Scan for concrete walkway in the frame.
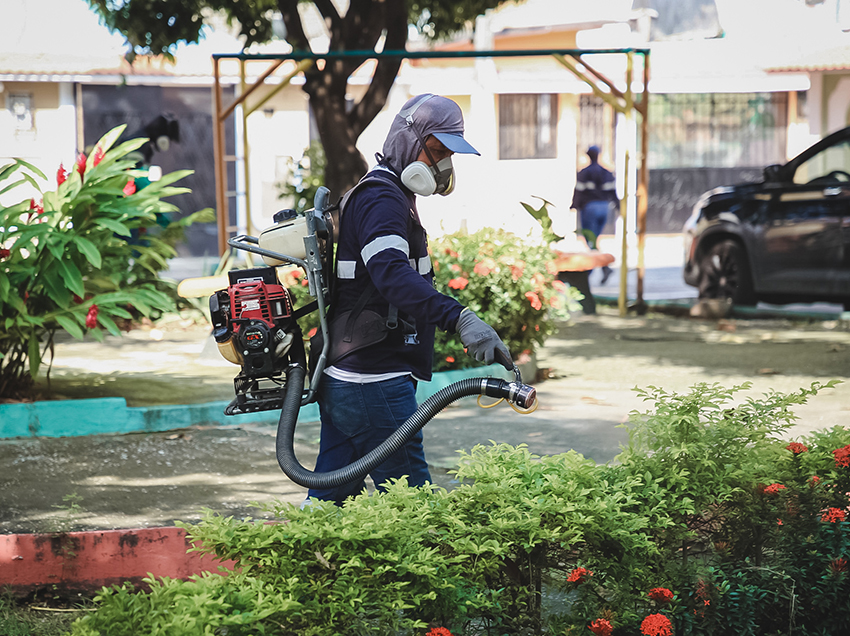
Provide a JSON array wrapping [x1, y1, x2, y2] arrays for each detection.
[[3, 306, 850, 534]]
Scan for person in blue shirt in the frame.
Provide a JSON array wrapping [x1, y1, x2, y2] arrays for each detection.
[[571, 145, 617, 284], [306, 94, 512, 505]]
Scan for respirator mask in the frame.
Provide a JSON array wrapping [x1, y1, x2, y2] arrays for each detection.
[[401, 155, 454, 197], [398, 97, 456, 197]]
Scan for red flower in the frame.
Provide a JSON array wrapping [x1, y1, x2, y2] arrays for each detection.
[[444, 248, 458, 258], [448, 277, 469, 291], [76, 152, 87, 176], [525, 290, 542, 311], [567, 567, 592, 584], [648, 587, 674, 603], [92, 145, 105, 167], [821, 507, 846, 523], [830, 557, 848, 575], [834, 445, 850, 468], [786, 442, 809, 454], [764, 483, 786, 495], [445, 356, 455, 363], [473, 262, 492, 276], [123, 178, 136, 196], [57, 163, 68, 185], [588, 618, 613, 636], [0, 248, 10, 259], [85, 304, 99, 329], [307, 327, 317, 338], [810, 475, 822, 487], [426, 628, 453, 636], [511, 263, 525, 281], [640, 613, 673, 636], [29, 198, 44, 215]]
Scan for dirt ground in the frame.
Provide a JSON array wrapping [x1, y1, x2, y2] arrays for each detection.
[[2, 306, 850, 534]]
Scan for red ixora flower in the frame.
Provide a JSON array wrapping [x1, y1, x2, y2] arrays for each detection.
[[640, 613, 673, 636], [123, 178, 136, 196], [822, 507, 846, 523], [567, 567, 593, 584], [830, 557, 848, 575], [76, 152, 87, 176], [525, 290, 542, 311], [85, 304, 99, 330], [786, 442, 809, 454], [57, 163, 68, 186], [588, 618, 613, 636], [764, 483, 787, 495], [448, 277, 469, 291], [445, 356, 455, 363], [0, 248, 10, 259], [834, 445, 850, 468], [648, 587, 674, 603], [426, 628, 453, 636]]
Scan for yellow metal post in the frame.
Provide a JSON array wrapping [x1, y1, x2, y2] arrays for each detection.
[[635, 53, 650, 313], [618, 52, 634, 317], [240, 60, 253, 266], [213, 57, 228, 256]]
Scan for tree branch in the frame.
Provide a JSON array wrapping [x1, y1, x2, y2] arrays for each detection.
[[348, 1, 407, 136], [278, 0, 311, 51]]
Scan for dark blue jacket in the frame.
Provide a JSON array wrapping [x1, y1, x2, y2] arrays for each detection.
[[571, 161, 618, 210], [331, 168, 464, 381]]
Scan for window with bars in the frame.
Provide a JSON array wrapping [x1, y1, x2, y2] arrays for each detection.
[[648, 93, 788, 169], [498, 94, 558, 160]]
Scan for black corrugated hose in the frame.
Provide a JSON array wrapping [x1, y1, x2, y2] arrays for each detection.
[[275, 363, 535, 490]]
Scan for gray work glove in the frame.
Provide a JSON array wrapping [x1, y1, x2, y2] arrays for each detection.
[[456, 308, 513, 370]]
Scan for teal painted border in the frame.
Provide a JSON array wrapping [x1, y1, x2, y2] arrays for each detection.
[[0, 365, 511, 439]]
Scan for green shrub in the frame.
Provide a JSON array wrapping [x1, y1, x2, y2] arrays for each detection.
[[0, 125, 212, 399], [430, 227, 579, 371], [69, 381, 850, 636]]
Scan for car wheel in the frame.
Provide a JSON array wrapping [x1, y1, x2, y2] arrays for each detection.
[[698, 239, 755, 305]]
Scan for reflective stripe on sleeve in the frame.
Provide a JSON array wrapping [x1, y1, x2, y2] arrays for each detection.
[[602, 181, 616, 190], [417, 255, 432, 275], [361, 235, 410, 265]]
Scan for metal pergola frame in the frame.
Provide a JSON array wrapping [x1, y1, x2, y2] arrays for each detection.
[[211, 47, 650, 315]]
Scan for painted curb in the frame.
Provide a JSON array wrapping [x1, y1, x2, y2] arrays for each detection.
[[0, 364, 513, 439], [0, 527, 235, 597]]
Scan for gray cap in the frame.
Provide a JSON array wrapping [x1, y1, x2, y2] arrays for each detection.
[[378, 94, 479, 175]]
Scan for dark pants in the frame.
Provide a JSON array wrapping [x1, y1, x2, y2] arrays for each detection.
[[580, 200, 610, 248], [307, 375, 431, 504]]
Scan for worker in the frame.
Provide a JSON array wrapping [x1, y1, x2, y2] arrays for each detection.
[[571, 145, 617, 284], [306, 94, 512, 505]]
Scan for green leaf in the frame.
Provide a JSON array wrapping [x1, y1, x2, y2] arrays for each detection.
[[43, 269, 72, 306], [97, 312, 121, 337], [55, 313, 84, 340], [15, 158, 48, 181], [0, 177, 27, 197], [56, 259, 85, 298], [93, 125, 128, 156], [95, 218, 132, 236], [28, 334, 41, 378], [0, 271, 9, 302], [74, 235, 103, 268], [21, 171, 44, 192]]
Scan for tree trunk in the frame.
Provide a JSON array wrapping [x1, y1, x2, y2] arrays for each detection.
[[279, 0, 408, 200]]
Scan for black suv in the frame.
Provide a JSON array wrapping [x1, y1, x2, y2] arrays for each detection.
[[683, 126, 850, 309]]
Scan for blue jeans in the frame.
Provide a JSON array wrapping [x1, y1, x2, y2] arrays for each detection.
[[307, 375, 431, 504], [580, 200, 611, 249]]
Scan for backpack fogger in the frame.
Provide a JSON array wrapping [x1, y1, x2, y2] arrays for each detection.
[[210, 186, 536, 490]]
